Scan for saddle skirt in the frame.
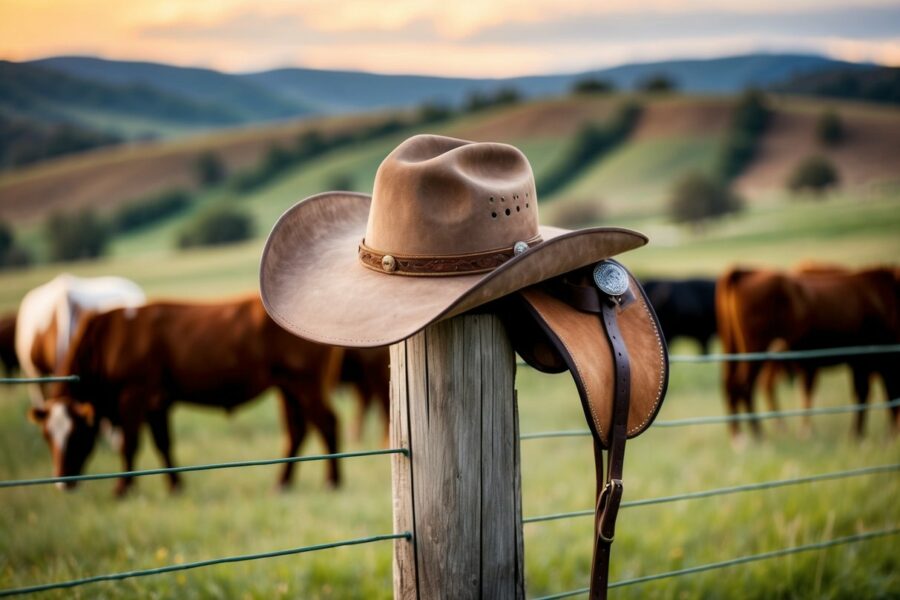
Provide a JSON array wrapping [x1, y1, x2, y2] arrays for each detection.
[[503, 260, 669, 598]]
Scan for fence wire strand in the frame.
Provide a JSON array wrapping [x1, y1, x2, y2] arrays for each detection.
[[668, 343, 900, 363], [520, 398, 900, 441], [533, 527, 899, 600], [0, 532, 411, 598], [0, 448, 407, 489], [0, 375, 78, 384], [524, 463, 900, 524]]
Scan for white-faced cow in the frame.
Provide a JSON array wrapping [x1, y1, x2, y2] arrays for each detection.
[[29, 296, 343, 496], [15, 274, 145, 405]]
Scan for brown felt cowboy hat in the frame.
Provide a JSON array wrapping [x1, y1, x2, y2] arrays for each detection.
[[259, 134, 648, 348]]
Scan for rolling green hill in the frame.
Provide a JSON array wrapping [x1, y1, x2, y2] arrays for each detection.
[[0, 91, 898, 298]]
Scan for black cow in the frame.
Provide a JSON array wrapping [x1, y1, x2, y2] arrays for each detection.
[[642, 278, 717, 353]]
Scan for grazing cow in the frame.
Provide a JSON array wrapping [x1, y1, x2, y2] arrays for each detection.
[[15, 274, 145, 405], [0, 314, 18, 376], [28, 296, 343, 496], [340, 347, 390, 442], [716, 266, 900, 439], [642, 278, 717, 353]]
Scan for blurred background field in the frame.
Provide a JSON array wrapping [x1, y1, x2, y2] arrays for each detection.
[[1, 3, 900, 598]]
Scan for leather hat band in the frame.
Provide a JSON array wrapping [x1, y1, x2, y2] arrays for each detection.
[[358, 235, 543, 277]]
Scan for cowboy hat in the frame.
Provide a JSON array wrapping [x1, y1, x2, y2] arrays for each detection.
[[259, 134, 647, 348]]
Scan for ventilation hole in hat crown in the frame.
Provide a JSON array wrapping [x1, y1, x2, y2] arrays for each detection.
[[501, 196, 505, 202], [505, 208, 511, 216], [491, 212, 497, 219], [526, 203, 529, 208], [489, 196, 494, 202], [516, 206, 520, 212]]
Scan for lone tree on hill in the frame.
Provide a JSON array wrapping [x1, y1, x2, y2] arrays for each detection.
[[178, 205, 254, 249], [571, 78, 615, 94], [195, 151, 226, 186], [816, 110, 845, 146], [0, 220, 31, 269], [637, 74, 677, 93], [787, 155, 840, 195], [45, 209, 110, 262], [668, 171, 743, 227]]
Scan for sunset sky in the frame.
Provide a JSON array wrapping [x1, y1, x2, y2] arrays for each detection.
[[1, 1, 899, 76]]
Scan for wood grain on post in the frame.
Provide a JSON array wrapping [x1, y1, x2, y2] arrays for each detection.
[[390, 313, 524, 599]]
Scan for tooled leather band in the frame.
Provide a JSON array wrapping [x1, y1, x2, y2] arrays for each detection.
[[358, 235, 542, 276]]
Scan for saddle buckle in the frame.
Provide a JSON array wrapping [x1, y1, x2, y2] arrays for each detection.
[[597, 478, 624, 543]]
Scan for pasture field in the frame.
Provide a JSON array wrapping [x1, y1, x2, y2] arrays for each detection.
[[0, 342, 898, 599], [1, 91, 898, 598]]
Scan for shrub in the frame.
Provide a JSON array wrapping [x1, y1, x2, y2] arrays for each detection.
[[816, 110, 844, 146], [418, 102, 454, 124], [0, 221, 30, 269], [637, 74, 677, 93], [786, 156, 839, 194], [328, 173, 356, 191], [548, 199, 605, 229], [113, 189, 191, 233], [45, 209, 110, 261], [178, 206, 254, 248], [668, 172, 743, 225], [295, 131, 328, 159], [715, 89, 771, 181], [195, 152, 226, 186], [571, 78, 615, 94]]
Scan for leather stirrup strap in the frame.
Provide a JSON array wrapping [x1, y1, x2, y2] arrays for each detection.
[[589, 296, 631, 600]]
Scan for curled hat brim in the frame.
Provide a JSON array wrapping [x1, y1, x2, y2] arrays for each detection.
[[260, 192, 648, 348]]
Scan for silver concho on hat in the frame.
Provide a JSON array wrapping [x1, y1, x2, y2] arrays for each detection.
[[593, 261, 629, 297]]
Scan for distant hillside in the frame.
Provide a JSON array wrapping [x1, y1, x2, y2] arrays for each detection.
[[33, 56, 311, 121], [773, 66, 900, 104], [0, 60, 240, 126], [3, 93, 899, 227], [246, 54, 858, 112], [30, 53, 860, 118]]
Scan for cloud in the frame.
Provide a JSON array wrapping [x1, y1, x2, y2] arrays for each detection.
[[463, 6, 900, 45], [140, 11, 444, 45]]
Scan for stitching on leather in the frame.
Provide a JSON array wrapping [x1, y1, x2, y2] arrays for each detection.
[[627, 289, 665, 435]]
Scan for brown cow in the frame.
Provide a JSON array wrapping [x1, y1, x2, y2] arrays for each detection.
[[341, 347, 390, 443], [716, 266, 900, 439], [28, 296, 343, 496], [0, 313, 17, 377]]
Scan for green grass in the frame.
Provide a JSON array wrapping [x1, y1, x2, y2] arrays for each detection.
[[0, 345, 897, 599], [548, 136, 720, 220]]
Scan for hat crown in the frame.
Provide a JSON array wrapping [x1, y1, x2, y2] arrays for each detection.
[[364, 135, 540, 256]]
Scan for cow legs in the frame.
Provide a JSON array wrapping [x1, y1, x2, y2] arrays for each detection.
[[848, 367, 871, 439], [798, 367, 818, 438], [147, 409, 181, 492], [299, 386, 341, 488], [114, 410, 143, 498], [276, 390, 308, 489], [759, 362, 786, 432]]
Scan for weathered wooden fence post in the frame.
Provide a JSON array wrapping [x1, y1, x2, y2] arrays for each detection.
[[390, 313, 524, 599]]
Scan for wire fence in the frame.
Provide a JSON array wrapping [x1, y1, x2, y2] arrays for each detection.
[[0, 343, 897, 597]]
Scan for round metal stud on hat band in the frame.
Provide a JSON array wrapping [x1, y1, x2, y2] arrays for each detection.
[[513, 241, 529, 256], [593, 260, 629, 298], [382, 255, 397, 272]]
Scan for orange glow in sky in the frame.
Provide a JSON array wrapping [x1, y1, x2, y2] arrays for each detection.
[[1, 1, 898, 75]]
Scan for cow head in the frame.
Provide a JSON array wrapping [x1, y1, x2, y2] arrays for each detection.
[[28, 399, 98, 490]]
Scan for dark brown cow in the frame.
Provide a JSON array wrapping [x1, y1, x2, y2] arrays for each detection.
[[28, 296, 344, 496], [340, 347, 390, 443], [716, 266, 900, 439], [0, 313, 17, 377]]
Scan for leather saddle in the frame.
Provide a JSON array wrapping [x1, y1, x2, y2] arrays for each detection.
[[503, 259, 669, 599]]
